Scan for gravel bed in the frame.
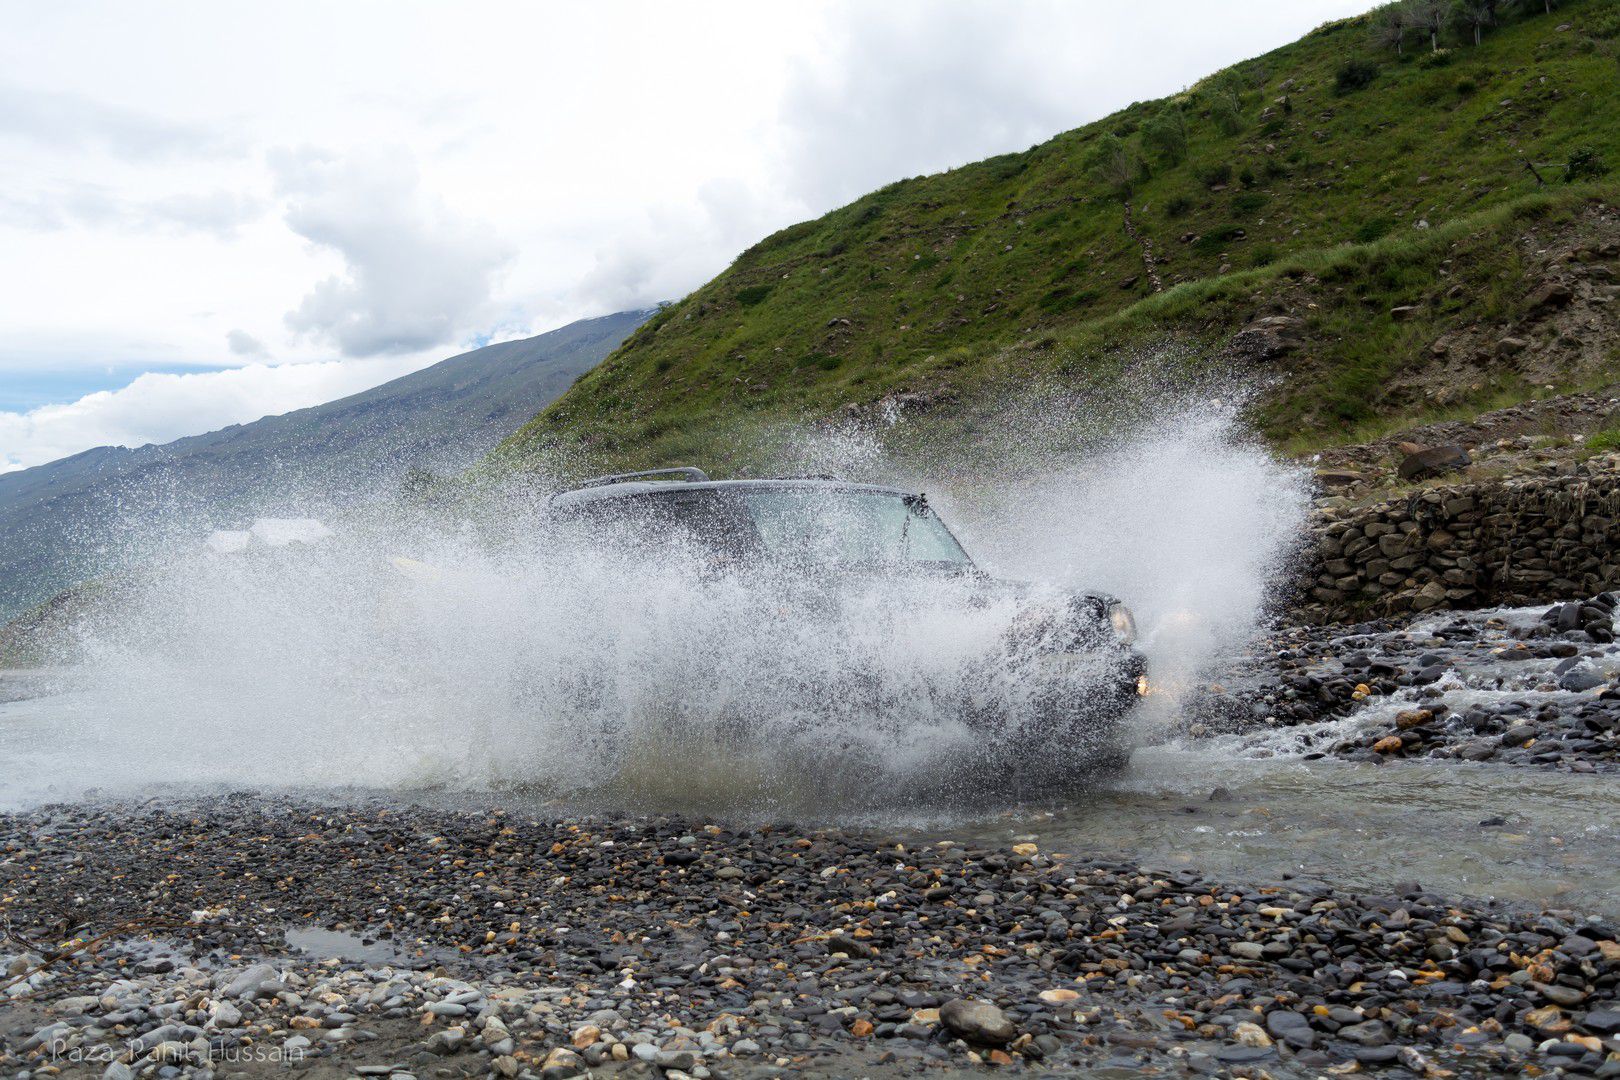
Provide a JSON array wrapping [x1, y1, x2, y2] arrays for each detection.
[[2, 798, 1618, 1077]]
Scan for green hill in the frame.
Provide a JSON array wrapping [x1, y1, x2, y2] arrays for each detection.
[[503, 0, 1620, 471]]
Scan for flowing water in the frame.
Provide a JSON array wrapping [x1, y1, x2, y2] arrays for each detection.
[[0, 397, 1612, 918]]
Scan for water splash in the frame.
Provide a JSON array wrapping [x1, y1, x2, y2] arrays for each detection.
[[11, 384, 1310, 811]]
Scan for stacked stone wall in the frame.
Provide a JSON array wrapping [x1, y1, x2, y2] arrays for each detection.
[[1295, 463, 1620, 623]]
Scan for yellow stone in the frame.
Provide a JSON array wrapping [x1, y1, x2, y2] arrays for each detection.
[[1373, 735, 1404, 753], [543, 1048, 582, 1070], [572, 1025, 600, 1048], [1232, 1021, 1272, 1047], [1524, 1006, 1568, 1031], [912, 1008, 940, 1024], [1012, 843, 1038, 857], [1038, 988, 1080, 1005]]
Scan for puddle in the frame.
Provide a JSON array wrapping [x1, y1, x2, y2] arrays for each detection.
[[284, 926, 417, 966]]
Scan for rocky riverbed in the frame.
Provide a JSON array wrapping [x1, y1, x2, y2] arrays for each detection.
[[2, 798, 1618, 1078], [5, 593, 1620, 1078], [1179, 593, 1620, 772]]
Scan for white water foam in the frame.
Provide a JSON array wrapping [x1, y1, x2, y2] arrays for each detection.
[[6, 394, 1311, 811]]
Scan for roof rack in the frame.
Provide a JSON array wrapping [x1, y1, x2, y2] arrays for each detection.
[[571, 466, 711, 491], [767, 472, 844, 481]]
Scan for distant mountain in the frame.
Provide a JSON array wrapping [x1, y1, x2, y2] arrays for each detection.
[[0, 308, 652, 621]]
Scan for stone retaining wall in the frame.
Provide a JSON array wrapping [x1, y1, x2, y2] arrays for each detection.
[[1293, 460, 1620, 624]]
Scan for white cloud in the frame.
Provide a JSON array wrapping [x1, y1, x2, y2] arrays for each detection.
[[0, 80, 231, 159], [0, 357, 429, 473], [226, 329, 269, 358], [0, 181, 262, 236], [774, 4, 1082, 211], [273, 146, 516, 357], [573, 178, 795, 314]]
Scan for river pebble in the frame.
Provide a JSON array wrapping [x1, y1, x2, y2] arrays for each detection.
[[3, 796, 1619, 1075]]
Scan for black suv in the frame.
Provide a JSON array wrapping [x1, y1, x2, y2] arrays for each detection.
[[545, 468, 1147, 779]]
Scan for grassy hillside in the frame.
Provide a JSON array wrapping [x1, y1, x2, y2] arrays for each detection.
[[502, 0, 1620, 470]]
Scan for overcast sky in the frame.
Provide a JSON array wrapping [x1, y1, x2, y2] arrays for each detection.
[[0, 0, 1375, 473]]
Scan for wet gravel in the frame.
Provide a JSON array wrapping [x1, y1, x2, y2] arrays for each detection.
[[1180, 593, 1620, 772], [3, 797, 1619, 1077]]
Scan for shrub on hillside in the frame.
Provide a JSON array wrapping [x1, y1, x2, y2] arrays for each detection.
[[736, 285, 773, 306], [1164, 194, 1194, 218], [1355, 217, 1394, 242], [1084, 133, 1143, 197], [1141, 108, 1189, 166], [1233, 192, 1268, 215], [1193, 225, 1244, 255], [1197, 162, 1234, 189], [1566, 146, 1608, 182], [1335, 58, 1380, 94]]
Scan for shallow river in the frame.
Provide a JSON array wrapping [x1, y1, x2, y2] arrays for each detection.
[[4, 666, 1615, 922]]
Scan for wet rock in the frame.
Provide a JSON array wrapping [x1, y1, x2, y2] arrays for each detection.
[[940, 999, 1018, 1045], [1397, 444, 1471, 480], [826, 934, 877, 959], [1339, 1020, 1391, 1046]]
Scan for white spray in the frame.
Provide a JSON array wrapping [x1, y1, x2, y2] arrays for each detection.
[[11, 389, 1310, 812]]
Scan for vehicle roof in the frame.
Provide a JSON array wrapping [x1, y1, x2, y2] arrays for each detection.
[[548, 477, 916, 509]]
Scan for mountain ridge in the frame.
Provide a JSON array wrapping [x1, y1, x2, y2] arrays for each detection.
[[0, 308, 651, 621]]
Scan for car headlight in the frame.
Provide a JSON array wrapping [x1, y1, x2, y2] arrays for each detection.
[[1108, 602, 1137, 645]]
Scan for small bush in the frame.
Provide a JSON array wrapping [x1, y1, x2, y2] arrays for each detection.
[[1591, 8, 1620, 39], [735, 285, 773, 306], [1355, 217, 1394, 242], [1567, 146, 1609, 182], [1587, 428, 1620, 453], [1232, 192, 1268, 215], [1165, 194, 1194, 217], [1238, 164, 1259, 188], [1210, 98, 1245, 135], [1420, 48, 1454, 69], [1193, 225, 1244, 255], [795, 352, 841, 371], [1247, 243, 1280, 267], [1037, 286, 1098, 314], [1197, 162, 1234, 188], [1456, 77, 1478, 96], [1141, 108, 1189, 165], [1335, 58, 1379, 95]]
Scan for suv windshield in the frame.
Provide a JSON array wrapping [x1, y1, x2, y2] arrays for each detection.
[[550, 486, 974, 569], [738, 490, 970, 566]]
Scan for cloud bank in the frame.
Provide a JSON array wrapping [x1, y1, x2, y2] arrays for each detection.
[[0, 358, 428, 474], [273, 147, 516, 358]]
